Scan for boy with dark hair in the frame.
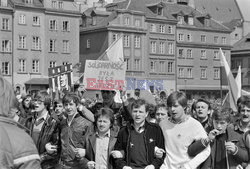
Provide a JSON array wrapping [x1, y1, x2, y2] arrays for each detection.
[[114, 99, 165, 169], [188, 108, 248, 169]]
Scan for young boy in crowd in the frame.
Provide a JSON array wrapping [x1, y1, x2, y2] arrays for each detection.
[[188, 108, 248, 169]]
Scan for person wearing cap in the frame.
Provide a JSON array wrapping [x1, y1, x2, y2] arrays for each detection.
[[0, 75, 41, 169]]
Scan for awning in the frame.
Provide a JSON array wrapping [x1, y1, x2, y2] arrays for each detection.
[[25, 78, 49, 85], [178, 85, 228, 91]]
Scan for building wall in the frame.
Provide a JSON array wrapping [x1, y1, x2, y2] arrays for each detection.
[[0, 5, 13, 84]]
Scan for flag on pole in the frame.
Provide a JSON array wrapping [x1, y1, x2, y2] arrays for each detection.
[[220, 48, 240, 111], [98, 36, 124, 62], [235, 65, 242, 99]]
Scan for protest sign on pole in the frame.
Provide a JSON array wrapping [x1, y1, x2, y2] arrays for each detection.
[[83, 60, 126, 91]]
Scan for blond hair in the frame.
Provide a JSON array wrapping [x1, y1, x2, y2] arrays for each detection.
[[0, 76, 16, 118]]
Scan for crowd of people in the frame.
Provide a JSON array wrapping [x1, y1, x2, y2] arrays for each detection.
[[1, 75, 250, 169]]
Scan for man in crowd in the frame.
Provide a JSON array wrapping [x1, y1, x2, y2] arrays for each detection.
[[0, 75, 41, 169], [114, 99, 165, 169]]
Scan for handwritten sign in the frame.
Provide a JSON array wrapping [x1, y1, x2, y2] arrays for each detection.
[[83, 60, 126, 90]]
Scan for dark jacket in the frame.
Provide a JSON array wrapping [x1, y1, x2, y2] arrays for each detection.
[[0, 116, 41, 169], [59, 113, 93, 168], [189, 127, 248, 169], [84, 128, 119, 169], [114, 121, 165, 169]]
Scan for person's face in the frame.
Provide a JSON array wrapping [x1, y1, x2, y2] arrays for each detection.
[[131, 105, 148, 125], [155, 107, 168, 123], [97, 115, 111, 134], [213, 120, 228, 134], [64, 100, 77, 116], [55, 102, 64, 115], [240, 105, 250, 123], [196, 101, 210, 119], [24, 97, 31, 108], [134, 90, 140, 97], [101, 90, 115, 104], [168, 101, 186, 121], [33, 99, 45, 112]]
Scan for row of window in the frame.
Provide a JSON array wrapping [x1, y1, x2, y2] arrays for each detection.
[[178, 33, 227, 44], [150, 41, 174, 54], [178, 67, 220, 79], [178, 49, 224, 59], [123, 17, 142, 27], [150, 24, 173, 34], [150, 60, 174, 73]]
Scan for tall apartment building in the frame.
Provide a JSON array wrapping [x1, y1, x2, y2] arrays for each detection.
[[2, 0, 81, 93], [0, 0, 13, 84], [169, 1, 232, 99], [80, 0, 177, 95]]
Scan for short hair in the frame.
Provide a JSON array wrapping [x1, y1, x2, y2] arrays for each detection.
[[212, 108, 231, 123], [131, 99, 148, 112], [94, 108, 114, 129], [148, 104, 156, 118], [0, 76, 16, 118], [155, 103, 167, 112], [62, 92, 80, 105], [53, 99, 63, 110], [195, 98, 211, 110], [33, 91, 51, 111], [237, 95, 250, 113], [167, 91, 187, 109]]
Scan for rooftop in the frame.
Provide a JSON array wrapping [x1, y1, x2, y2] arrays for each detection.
[[232, 32, 250, 51]]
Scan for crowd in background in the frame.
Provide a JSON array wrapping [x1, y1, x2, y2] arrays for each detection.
[[1, 75, 250, 169]]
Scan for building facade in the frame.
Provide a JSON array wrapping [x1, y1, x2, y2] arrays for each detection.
[[1, 0, 81, 93]]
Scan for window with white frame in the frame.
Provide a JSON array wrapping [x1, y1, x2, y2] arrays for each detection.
[[2, 18, 9, 30], [179, 68, 184, 78], [168, 42, 174, 54], [33, 16, 40, 26], [214, 68, 220, 79], [150, 60, 156, 72], [58, 1, 63, 9], [187, 68, 192, 78], [124, 17, 130, 25], [150, 24, 156, 32], [63, 40, 69, 53], [49, 20, 57, 30], [86, 39, 90, 48], [214, 51, 219, 59], [19, 14, 25, 24], [49, 39, 56, 52], [124, 58, 129, 70], [62, 21, 69, 31], [1, 62, 9, 75], [201, 68, 207, 78], [167, 25, 173, 34], [201, 35, 206, 42], [222, 37, 227, 44], [18, 35, 26, 49], [123, 35, 130, 47], [188, 17, 194, 25], [32, 60, 39, 73], [1, 0, 7, 6], [1, 40, 12, 52], [62, 62, 69, 65], [168, 61, 173, 73], [134, 59, 140, 70], [201, 50, 206, 59], [178, 33, 184, 41], [52, 1, 57, 8], [32, 36, 41, 50], [187, 34, 192, 42], [214, 36, 219, 43], [159, 42, 165, 54], [159, 25, 165, 33], [112, 33, 118, 42], [187, 49, 192, 58], [49, 61, 56, 68], [134, 36, 141, 48], [135, 19, 141, 27], [19, 59, 26, 72], [177, 16, 184, 24], [179, 49, 184, 58], [151, 41, 156, 53], [159, 61, 165, 72]]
